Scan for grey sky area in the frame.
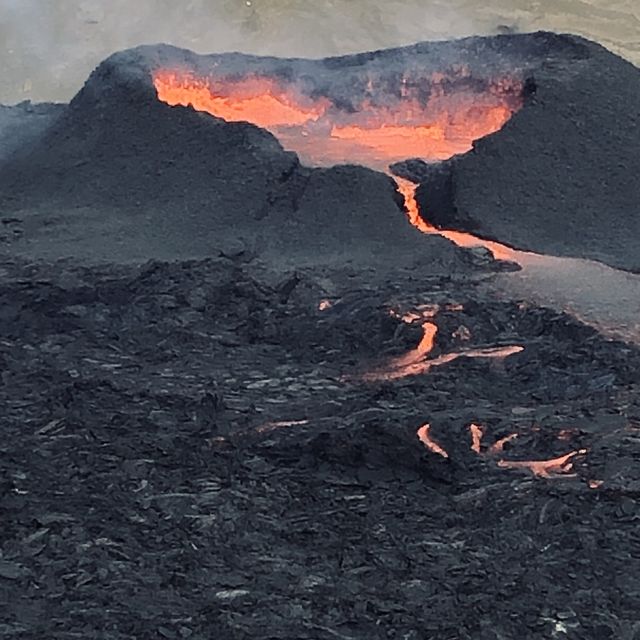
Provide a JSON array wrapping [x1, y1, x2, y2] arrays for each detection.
[[1, 0, 639, 104]]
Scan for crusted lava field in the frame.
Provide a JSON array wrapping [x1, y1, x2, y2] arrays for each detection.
[[1, 256, 640, 639], [1, 31, 639, 639]]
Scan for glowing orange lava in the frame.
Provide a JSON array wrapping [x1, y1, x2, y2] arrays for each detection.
[[466, 424, 587, 479], [417, 424, 449, 459], [154, 71, 327, 128], [362, 306, 523, 382], [497, 449, 588, 479], [153, 69, 521, 169], [393, 177, 528, 264], [469, 424, 485, 454], [488, 433, 519, 455], [363, 341, 523, 381]]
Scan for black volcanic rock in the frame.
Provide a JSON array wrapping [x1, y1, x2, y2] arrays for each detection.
[[412, 39, 640, 272]]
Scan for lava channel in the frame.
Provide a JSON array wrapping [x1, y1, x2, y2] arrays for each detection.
[[362, 314, 523, 382]]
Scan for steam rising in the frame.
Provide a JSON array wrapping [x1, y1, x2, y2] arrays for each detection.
[[1, 0, 639, 103]]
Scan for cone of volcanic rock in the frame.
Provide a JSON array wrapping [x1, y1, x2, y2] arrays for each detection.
[[0, 47, 472, 269], [410, 38, 640, 272]]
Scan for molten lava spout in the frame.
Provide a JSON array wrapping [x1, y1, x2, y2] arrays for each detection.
[[497, 449, 588, 479], [154, 67, 530, 266], [417, 424, 449, 459]]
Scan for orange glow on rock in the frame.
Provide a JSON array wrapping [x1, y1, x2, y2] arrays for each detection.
[[417, 424, 449, 459], [154, 71, 327, 128]]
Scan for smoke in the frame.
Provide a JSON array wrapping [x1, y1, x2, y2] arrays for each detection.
[[0, 0, 638, 104]]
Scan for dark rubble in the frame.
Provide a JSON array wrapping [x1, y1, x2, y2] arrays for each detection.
[[1, 255, 639, 639]]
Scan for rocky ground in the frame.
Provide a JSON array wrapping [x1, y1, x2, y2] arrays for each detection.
[[1, 254, 639, 639]]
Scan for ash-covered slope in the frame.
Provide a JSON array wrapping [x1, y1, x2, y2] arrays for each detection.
[[408, 38, 640, 272]]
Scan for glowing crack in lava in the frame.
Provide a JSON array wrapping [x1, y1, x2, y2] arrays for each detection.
[[153, 69, 521, 169], [467, 424, 588, 479], [417, 424, 449, 459], [362, 311, 523, 382]]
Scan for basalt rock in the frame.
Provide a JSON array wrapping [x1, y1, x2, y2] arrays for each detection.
[[411, 40, 640, 272]]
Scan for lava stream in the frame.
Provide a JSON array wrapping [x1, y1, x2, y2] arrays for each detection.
[[467, 424, 587, 479], [417, 424, 449, 459], [469, 423, 485, 454], [394, 177, 531, 264], [496, 449, 588, 479]]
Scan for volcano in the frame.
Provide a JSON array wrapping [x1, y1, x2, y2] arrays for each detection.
[[1, 31, 639, 270], [1, 32, 639, 640]]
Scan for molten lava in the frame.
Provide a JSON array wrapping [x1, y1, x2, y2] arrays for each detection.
[[154, 71, 327, 128], [488, 433, 519, 454], [153, 69, 521, 169], [497, 449, 588, 479], [394, 177, 529, 263], [417, 424, 449, 459], [466, 424, 588, 479], [469, 424, 485, 454]]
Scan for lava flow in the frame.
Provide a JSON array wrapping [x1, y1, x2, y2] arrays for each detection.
[[395, 177, 529, 264], [363, 311, 523, 382], [496, 450, 588, 479], [467, 424, 588, 479], [417, 424, 449, 459]]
